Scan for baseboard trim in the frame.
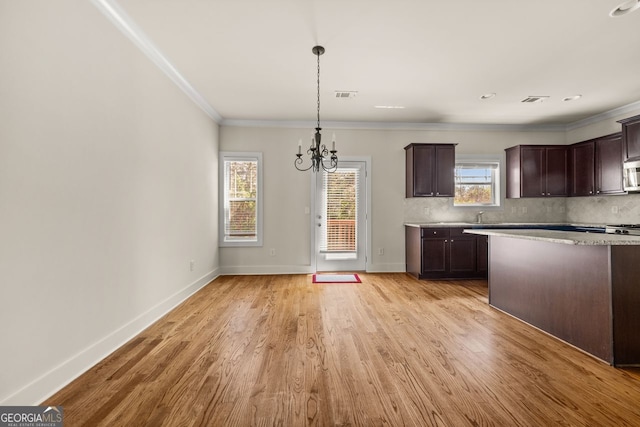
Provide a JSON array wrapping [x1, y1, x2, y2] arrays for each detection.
[[1, 269, 220, 406], [219, 264, 405, 275], [220, 265, 315, 275], [366, 263, 406, 273]]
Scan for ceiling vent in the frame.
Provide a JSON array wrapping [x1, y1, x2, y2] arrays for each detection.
[[521, 96, 550, 103], [335, 91, 358, 99]]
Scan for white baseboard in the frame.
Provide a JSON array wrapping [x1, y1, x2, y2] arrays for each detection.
[[220, 265, 315, 275], [1, 269, 220, 406], [219, 264, 406, 275], [366, 262, 406, 273]]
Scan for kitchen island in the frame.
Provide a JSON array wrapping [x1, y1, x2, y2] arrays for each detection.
[[465, 228, 640, 366]]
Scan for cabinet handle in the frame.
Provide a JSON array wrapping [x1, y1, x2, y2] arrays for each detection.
[[445, 240, 448, 243], [433, 231, 437, 234]]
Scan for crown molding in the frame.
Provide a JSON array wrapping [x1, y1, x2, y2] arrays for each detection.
[[91, 0, 223, 123], [220, 119, 567, 132], [565, 100, 640, 131]]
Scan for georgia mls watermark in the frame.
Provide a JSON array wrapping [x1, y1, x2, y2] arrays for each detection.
[[0, 406, 63, 427]]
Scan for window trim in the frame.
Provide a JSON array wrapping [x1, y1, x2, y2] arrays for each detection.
[[453, 154, 503, 208], [219, 152, 263, 247]]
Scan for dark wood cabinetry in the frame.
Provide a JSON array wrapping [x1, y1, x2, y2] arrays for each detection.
[[618, 114, 640, 161], [405, 226, 487, 280], [405, 143, 455, 197], [570, 133, 624, 196], [570, 141, 595, 196], [505, 145, 568, 198]]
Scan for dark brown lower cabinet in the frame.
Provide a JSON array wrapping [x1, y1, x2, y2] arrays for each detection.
[[406, 226, 488, 279]]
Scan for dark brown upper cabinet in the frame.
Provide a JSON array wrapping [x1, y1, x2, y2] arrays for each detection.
[[505, 145, 568, 198], [618, 114, 640, 161], [570, 133, 624, 196], [405, 143, 455, 197]]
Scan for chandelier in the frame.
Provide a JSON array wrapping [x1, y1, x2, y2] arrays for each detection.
[[295, 45, 338, 172]]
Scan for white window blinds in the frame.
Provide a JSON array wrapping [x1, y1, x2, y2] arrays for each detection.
[[222, 156, 259, 243], [319, 168, 359, 252]]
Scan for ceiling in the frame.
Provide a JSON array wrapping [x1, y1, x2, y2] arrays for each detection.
[[102, 0, 640, 127]]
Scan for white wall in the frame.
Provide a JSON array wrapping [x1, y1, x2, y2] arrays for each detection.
[[220, 125, 568, 273], [0, 1, 219, 404]]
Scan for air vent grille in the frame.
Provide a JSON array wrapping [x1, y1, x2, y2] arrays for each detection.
[[335, 91, 358, 99], [521, 96, 550, 103]]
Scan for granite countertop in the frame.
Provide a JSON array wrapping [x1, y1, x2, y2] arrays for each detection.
[[404, 222, 605, 228], [463, 229, 640, 246]]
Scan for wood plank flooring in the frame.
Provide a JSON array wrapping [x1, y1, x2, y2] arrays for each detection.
[[45, 274, 640, 426]]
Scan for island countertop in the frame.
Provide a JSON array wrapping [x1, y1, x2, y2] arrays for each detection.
[[464, 229, 640, 246]]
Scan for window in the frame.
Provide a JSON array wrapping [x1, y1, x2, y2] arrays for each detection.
[[454, 159, 500, 206], [219, 152, 262, 246]]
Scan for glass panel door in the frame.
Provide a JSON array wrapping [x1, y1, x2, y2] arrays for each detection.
[[315, 161, 366, 272]]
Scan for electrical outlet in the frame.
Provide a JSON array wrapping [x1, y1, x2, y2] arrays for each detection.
[[521, 206, 528, 214], [378, 248, 384, 256], [423, 207, 430, 216], [612, 206, 619, 214], [511, 206, 517, 214], [269, 248, 276, 256], [189, 260, 195, 271]]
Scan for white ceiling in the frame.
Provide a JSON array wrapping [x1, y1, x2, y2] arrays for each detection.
[[103, 0, 640, 127]]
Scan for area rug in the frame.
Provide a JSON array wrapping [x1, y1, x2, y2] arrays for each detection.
[[312, 274, 361, 284]]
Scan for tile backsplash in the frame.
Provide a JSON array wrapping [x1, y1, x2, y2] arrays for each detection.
[[404, 193, 640, 225]]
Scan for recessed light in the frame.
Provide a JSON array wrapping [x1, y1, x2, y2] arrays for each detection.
[[563, 95, 582, 102], [610, 0, 640, 17], [374, 105, 405, 109], [480, 93, 496, 100]]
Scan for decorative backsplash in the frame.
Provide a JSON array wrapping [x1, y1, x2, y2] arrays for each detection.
[[404, 193, 640, 225]]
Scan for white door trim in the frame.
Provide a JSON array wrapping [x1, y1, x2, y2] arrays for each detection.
[[309, 156, 371, 272]]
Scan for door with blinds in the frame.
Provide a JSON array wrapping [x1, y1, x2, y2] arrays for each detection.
[[315, 161, 366, 272]]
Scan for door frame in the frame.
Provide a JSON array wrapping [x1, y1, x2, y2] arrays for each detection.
[[309, 156, 371, 272]]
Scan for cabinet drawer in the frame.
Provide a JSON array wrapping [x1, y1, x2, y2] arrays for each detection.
[[421, 228, 449, 239], [449, 228, 471, 238]]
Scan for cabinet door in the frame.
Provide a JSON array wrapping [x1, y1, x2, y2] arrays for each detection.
[[422, 238, 448, 273], [570, 142, 595, 196], [412, 145, 435, 196], [520, 147, 545, 197], [545, 147, 569, 196], [434, 145, 455, 197], [596, 134, 624, 195], [623, 118, 640, 160], [449, 236, 476, 273]]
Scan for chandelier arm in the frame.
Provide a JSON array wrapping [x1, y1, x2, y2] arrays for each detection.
[[294, 156, 313, 171]]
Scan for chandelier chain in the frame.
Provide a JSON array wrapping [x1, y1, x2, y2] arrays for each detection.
[[316, 50, 321, 129]]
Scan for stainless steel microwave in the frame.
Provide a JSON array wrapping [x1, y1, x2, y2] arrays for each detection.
[[623, 160, 640, 192]]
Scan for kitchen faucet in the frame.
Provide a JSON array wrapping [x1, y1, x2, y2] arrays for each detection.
[[476, 211, 484, 224]]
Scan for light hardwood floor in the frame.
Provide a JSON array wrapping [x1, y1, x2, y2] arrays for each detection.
[[45, 274, 640, 426]]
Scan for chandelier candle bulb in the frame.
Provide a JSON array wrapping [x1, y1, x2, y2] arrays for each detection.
[[332, 133, 336, 152], [298, 139, 302, 155]]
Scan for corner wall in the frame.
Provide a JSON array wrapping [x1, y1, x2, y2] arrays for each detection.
[[0, 1, 219, 404]]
